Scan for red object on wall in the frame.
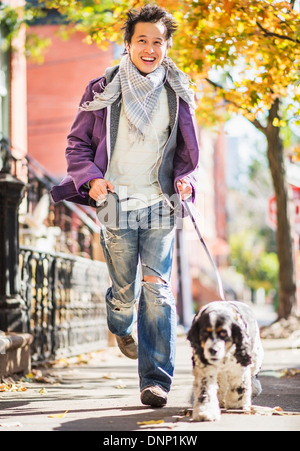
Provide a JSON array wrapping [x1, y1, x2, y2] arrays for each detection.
[[268, 195, 277, 230], [269, 185, 300, 231]]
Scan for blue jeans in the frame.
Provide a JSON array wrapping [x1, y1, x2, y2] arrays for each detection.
[[100, 201, 177, 393]]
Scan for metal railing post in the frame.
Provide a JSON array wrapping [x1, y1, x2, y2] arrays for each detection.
[[0, 172, 28, 332]]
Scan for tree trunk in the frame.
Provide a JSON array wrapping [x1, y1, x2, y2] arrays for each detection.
[[266, 99, 296, 318]]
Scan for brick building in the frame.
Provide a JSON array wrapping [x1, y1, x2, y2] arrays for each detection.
[[27, 24, 116, 179]]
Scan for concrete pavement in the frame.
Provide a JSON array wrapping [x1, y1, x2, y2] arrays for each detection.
[[0, 334, 299, 432]]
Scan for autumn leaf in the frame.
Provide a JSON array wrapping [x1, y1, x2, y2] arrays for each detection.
[[114, 379, 127, 389], [48, 410, 69, 419], [0, 383, 27, 392], [39, 387, 47, 395], [137, 419, 165, 425]]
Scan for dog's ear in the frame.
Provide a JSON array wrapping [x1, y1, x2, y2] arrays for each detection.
[[231, 323, 252, 367], [187, 315, 201, 351]]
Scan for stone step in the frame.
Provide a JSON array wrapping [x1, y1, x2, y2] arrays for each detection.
[[0, 332, 33, 378]]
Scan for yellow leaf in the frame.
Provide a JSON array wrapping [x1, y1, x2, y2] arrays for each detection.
[[237, 22, 245, 33], [173, 11, 183, 22], [101, 373, 116, 380], [17, 386, 27, 392], [0, 383, 26, 392], [272, 118, 287, 127], [114, 379, 127, 389], [0, 384, 9, 392], [48, 410, 69, 419], [25, 372, 34, 379], [137, 420, 164, 425]]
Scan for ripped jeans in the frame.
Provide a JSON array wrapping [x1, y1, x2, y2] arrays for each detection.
[[100, 201, 177, 393]]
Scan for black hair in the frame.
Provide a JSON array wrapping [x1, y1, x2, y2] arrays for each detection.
[[122, 4, 178, 48]]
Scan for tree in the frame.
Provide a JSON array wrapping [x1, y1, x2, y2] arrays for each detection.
[[41, 0, 299, 318], [170, 0, 299, 319], [4, 0, 300, 318]]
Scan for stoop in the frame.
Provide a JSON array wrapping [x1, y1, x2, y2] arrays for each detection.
[[0, 332, 33, 378]]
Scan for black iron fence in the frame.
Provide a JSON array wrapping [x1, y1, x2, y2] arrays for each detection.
[[0, 137, 110, 362], [19, 247, 109, 362]]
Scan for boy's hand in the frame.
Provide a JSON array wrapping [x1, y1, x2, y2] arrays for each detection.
[[177, 178, 192, 200], [89, 178, 115, 203]]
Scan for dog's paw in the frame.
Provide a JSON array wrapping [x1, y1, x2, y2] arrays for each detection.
[[192, 408, 221, 422]]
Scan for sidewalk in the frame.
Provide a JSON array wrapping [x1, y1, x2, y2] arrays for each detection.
[[0, 334, 300, 432]]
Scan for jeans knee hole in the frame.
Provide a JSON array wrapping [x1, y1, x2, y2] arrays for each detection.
[[143, 277, 167, 285]]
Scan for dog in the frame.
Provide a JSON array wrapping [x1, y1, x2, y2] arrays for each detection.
[[187, 301, 264, 422]]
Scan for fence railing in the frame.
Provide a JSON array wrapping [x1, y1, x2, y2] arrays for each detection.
[[1, 137, 110, 362], [19, 246, 109, 362]]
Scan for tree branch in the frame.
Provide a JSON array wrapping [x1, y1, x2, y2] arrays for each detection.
[[256, 21, 300, 44], [205, 78, 267, 136], [205, 78, 224, 91]]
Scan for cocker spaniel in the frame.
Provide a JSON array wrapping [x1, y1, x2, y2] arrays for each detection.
[[187, 301, 264, 422]]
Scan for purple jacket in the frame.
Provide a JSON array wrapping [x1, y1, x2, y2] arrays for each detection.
[[51, 67, 199, 207]]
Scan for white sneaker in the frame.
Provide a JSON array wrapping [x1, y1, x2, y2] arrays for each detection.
[[141, 386, 168, 408]]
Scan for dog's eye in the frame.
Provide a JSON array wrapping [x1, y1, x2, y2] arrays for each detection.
[[218, 330, 228, 338]]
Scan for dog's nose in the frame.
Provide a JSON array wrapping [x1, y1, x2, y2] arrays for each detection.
[[209, 347, 218, 356]]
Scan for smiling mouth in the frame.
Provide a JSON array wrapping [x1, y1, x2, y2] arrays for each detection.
[[141, 57, 156, 63]]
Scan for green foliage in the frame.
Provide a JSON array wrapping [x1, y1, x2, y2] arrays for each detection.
[[230, 230, 279, 293], [0, 2, 48, 59], [0, 4, 21, 51]]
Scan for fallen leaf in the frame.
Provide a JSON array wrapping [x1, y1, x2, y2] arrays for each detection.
[[53, 358, 70, 368], [39, 388, 47, 395], [25, 372, 34, 379], [101, 373, 116, 380], [250, 405, 296, 416], [137, 420, 165, 425], [0, 383, 27, 393], [0, 384, 9, 392], [114, 379, 127, 389], [23, 370, 60, 385], [48, 410, 69, 419], [10, 384, 19, 392], [16, 386, 27, 392], [282, 368, 300, 378]]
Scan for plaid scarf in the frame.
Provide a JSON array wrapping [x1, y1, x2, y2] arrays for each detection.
[[80, 54, 196, 140]]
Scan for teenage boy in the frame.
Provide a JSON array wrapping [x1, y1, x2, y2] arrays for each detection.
[[51, 4, 199, 408]]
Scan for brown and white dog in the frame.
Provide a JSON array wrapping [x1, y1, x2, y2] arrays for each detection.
[[187, 301, 264, 422]]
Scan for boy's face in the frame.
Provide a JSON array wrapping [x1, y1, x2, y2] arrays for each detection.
[[126, 21, 168, 75]]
